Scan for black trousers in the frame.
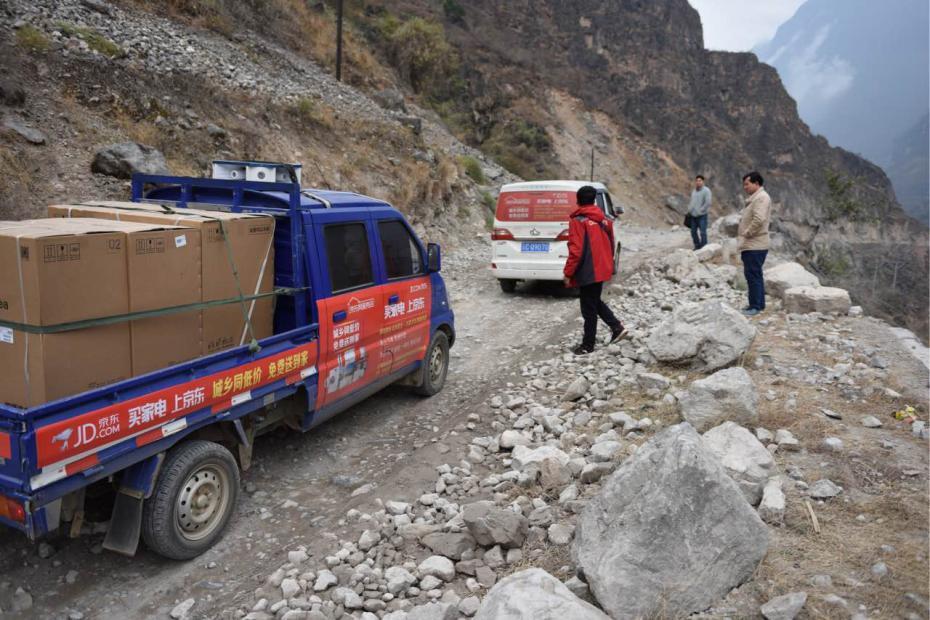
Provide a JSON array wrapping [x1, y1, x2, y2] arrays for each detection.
[[579, 282, 621, 348]]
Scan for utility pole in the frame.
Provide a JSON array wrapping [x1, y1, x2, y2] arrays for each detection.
[[589, 146, 595, 181], [336, 0, 344, 82]]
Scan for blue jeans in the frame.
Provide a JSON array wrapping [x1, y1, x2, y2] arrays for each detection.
[[689, 214, 707, 249], [741, 250, 768, 310]]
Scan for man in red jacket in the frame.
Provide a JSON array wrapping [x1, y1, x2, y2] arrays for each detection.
[[563, 185, 626, 355]]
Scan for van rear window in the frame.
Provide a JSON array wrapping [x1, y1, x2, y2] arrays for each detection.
[[495, 191, 576, 222]]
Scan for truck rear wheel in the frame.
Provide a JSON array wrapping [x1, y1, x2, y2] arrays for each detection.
[[415, 331, 449, 396], [499, 279, 517, 293], [141, 440, 239, 560]]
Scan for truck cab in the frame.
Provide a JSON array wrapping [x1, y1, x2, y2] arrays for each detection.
[[0, 161, 455, 559]]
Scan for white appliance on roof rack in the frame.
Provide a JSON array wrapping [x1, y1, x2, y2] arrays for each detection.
[[211, 160, 302, 185]]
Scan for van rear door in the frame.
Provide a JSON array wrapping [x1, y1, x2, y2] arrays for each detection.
[[493, 190, 575, 242]]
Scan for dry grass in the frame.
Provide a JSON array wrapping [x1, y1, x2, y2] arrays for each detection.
[[503, 541, 573, 580]]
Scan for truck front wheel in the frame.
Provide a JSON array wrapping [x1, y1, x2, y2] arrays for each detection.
[[415, 331, 449, 396], [141, 440, 240, 560], [498, 279, 517, 293]]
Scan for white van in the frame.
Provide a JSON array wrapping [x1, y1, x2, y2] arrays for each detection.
[[490, 180, 622, 292]]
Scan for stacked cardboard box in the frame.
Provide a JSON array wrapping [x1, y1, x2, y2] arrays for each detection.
[[49, 202, 275, 355], [0, 219, 133, 408]]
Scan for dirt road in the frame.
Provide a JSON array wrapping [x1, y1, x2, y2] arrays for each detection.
[[0, 226, 689, 619]]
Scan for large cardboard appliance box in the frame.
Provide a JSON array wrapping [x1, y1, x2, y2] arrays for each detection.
[[77, 218, 204, 377], [0, 219, 132, 408], [49, 202, 275, 355]]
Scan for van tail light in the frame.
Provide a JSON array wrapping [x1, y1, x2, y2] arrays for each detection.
[[491, 228, 514, 241], [556, 229, 570, 241], [0, 495, 26, 523]]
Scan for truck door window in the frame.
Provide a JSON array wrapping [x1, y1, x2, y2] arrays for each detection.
[[595, 192, 607, 214], [324, 223, 374, 293], [378, 220, 423, 279]]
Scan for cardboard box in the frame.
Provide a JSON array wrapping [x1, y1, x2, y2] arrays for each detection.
[[49, 202, 275, 355], [80, 219, 204, 377], [0, 219, 132, 408]]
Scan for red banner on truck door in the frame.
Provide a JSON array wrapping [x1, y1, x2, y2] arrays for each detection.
[[35, 342, 318, 469], [0, 432, 10, 460]]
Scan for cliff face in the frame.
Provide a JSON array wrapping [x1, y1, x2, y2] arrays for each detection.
[[400, 0, 927, 336]]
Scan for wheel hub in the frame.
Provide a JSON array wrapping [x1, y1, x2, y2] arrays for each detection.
[[177, 464, 228, 540], [429, 345, 444, 383]]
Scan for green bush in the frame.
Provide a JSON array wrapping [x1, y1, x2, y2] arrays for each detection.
[[56, 22, 123, 57], [382, 17, 459, 97], [15, 25, 49, 52], [458, 155, 485, 184], [480, 190, 496, 212]]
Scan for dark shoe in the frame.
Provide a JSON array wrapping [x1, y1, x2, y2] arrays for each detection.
[[572, 344, 594, 355], [608, 326, 628, 344]]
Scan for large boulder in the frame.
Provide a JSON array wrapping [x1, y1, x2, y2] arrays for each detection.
[[421, 532, 477, 560], [719, 213, 741, 237], [512, 445, 570, 470], [474, 568, 610, 620], [764, 262, 820, 298], [701, 422, 774, 505], [783, 286, 851, 314], [647, 301, 756, 371], [462, 501, 528, 549], [679, 367, 758, 432], [657, 249, 715, 286], [91, 142, 170, 179], [573, 423, 769, 619]]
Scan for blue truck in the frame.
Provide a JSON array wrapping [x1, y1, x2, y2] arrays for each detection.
[[0, 162, 455, 559]]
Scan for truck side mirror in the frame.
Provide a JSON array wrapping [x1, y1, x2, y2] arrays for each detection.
[[427, 243, 441, 273]]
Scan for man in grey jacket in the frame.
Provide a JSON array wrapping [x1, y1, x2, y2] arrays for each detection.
[[687, 175, 712, 250]]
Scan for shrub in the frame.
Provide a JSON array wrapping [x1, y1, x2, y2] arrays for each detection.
[[480, 190, 496, 212], [442, 0, 465, 23], [15, 25, 49, 52], [382, 17, 459, 97], [458, 155, 485, 184], [56, 22, 123, 57]]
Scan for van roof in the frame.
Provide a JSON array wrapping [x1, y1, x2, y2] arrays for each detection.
[[499, 180, 608, 193]]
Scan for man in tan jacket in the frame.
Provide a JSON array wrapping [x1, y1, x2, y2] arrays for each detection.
[[737, 171, 772, 316]]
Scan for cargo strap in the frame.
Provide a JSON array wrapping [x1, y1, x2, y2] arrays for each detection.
[[0, 287, 305, 335]]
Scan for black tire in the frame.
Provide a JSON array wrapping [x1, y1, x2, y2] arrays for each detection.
[[415, 331, 450, 396], [499, 279, 517, 293], [141, 440, 240, 560]]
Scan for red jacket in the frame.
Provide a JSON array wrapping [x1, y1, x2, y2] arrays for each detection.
[[563, 205, 615, 287]]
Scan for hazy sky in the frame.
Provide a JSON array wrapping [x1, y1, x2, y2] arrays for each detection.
[[689, 0, 809, 51]]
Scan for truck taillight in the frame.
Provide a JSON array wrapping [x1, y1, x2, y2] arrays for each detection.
[[556, 229, 570, 241], [491, 228, 514, 241], [0, 495, 25, 523]]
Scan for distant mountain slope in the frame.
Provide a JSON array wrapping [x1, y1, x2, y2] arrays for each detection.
[[887, 114, 930, 223], [754, 0, 929, 222], [755, 0, 929, 166]]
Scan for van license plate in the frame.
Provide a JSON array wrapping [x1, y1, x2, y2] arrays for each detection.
[[521, 242, 549, 252]]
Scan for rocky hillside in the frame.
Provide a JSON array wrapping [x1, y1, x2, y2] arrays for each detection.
[[0, 0, 517, 241]]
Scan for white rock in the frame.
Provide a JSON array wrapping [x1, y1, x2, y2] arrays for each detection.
[[385, 566, 417, 594], [499, 430, 531, 450], [385, 501, 411, 515], [647, 300, 756, 371], [418, 555, 455, 582], [758, 477, 786, 525], [280, 578, 301, 599], [313, 570, 338, 592], [547, 523, 574, 545], [774, 429, 800, 451], [170, 599, 196, 620], [679, 367, 758, 432], [861, 415, 882, 428], [511, 445, 570, 470], [760, 591, 808, 620], [764, 262, 820, 298], [784, 286, 851, 314], [474, 568, 609, 620], [588, 440, 623, 463], [358, 529, 381, 551], [702, 422, 775, 505], [809, 479, 842, 499], [694, 243, 722, 262], [822, 437, 843, 452]]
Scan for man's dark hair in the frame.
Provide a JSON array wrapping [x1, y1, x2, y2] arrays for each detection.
[[576, 185, 597, 206], [742, 171, 764, 186], [695, 174, 705, 181]]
